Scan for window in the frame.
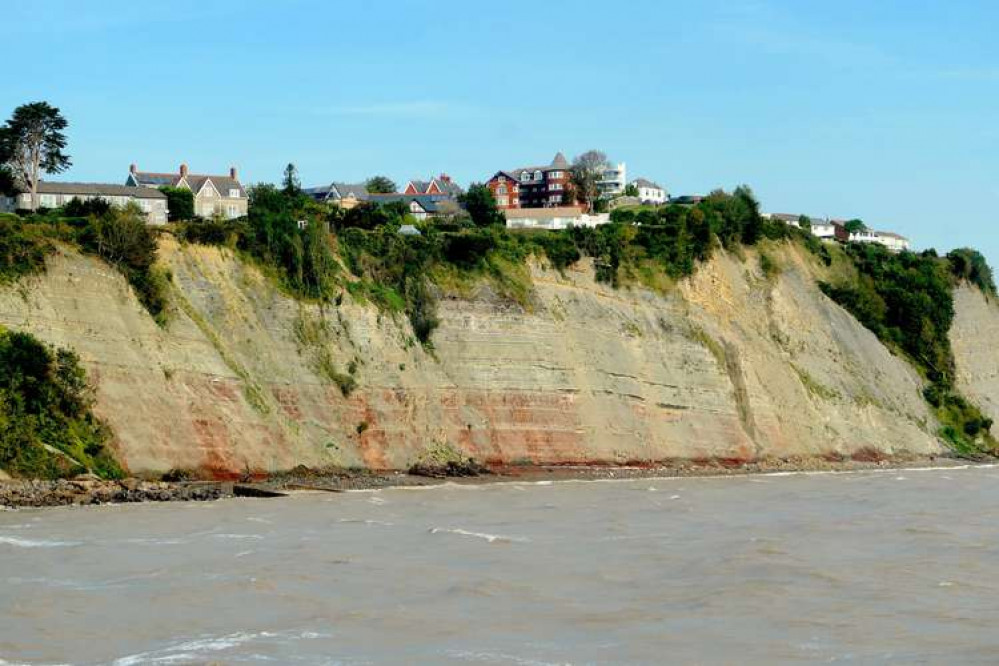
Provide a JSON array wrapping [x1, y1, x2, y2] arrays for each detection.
[[41, 194, 56, 207], [534, 170, 542, 181], [229, 189, 240, 198], [549, 171, 562, 179], [227, 205, 238, 218], [550, 183, 563, 191], [521, 172, 530, 183], [497, 185, 507, 195], [496, 197, 508, 207], [203, 187, 213, 197]]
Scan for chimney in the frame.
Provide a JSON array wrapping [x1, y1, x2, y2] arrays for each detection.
[[179, 163, 188, 177], [229, 166, 238, 180], [439, 173, 451, 183], [129, 163, 137, 174]]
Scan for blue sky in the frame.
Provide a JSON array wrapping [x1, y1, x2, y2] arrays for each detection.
[[4, 0, 998, 265]]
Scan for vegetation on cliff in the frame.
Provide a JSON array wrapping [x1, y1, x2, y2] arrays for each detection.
[[819, 243, 996, 456], [0, 327, 121, 479]]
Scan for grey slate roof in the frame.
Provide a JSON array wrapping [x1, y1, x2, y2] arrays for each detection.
[[304, 182, 369, 202], [129, 170, 245, 198], [36, 181, 166, 199], [631, 178, 662, 189], [368, 193, 454, 213], [550, 152, 569, 169]]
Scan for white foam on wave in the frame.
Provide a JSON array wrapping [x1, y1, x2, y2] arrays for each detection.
[[0, 536, 81, 548], [429, 527, 528, 544], [111, 629, 329, 666], [336, 518, 395, 526], [211, 533, 264, 540]]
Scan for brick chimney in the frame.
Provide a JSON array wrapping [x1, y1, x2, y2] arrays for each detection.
[[439, 173, 451, 183], [179, 163, 188, 177], [129, 163, 137, 174], [229, 166, 238, 180]]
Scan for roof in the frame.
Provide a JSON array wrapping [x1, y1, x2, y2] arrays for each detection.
[[368, 193, 455, 213], [35, 181, 166, 199], [550, 152, 569, 169], [130, 170, 245, 197], [503, 206, 585, 219], [508, 152, 573, 178], [631, 178, 662, 190], [304, 182, 369, 201], [875, 230, 909, 240]]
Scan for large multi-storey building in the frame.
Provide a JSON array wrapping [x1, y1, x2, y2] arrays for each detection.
[[486, 152, 573, 209]]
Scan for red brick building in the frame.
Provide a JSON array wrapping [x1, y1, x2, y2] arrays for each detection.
[[486, 152, 574, 209]]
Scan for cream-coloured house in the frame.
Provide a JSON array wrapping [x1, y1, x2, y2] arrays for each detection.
[[126, 163, 248, 219], [1, 182, 168, 224]]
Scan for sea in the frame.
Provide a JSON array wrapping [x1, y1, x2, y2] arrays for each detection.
[[3, 465, 999, 665]]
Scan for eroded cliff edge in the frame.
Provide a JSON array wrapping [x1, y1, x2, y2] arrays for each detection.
[[0, 238, 943, 476]]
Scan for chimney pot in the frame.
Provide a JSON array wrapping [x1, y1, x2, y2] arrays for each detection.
[[129, 163, 137, 174], [179, 163, 188, 177], [230, 166, 238, 180]]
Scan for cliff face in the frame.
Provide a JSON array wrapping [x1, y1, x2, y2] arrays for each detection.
[[0, 239, 943, 476], [951, 284, 999, 424]]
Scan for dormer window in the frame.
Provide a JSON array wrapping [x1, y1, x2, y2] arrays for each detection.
[[534, 170, 542, 181], [520, 172, 530, 183], [229, 189, 240, 198]]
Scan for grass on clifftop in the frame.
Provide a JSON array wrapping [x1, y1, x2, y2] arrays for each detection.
[[0, 327, 122, 479]]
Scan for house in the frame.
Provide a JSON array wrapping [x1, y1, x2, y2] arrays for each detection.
[[127, 163, 247, 219], [812, 220, 849, 242], [402, 174, 464, 198], [849, 229, 911, 252], [484, 171, 520, 210], [763, 212, 807, 228], [503, 206, 609, 230], [2, 182, 168, 224], [367, 193, 460, 221], [598, 162, 628, 199], [670, 195, 704, 206], [304, 182, 369, 209], [631, 178, 666, 205], [491, 152, 572, 209]]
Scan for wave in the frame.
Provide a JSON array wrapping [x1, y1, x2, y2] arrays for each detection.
[[0, 536, 81, 548], [429, 528, 528, 544], [111, 629, 328, 666]]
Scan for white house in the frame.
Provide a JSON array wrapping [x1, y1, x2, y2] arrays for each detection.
[[2, 182, 168, 224], [504, 206, 610, 230], [631, 178, 667, 205], [598, 162, 627, 198], [850, 229, 911, 252], [811, 219, 847, 242], [763, 212, 803, 228]]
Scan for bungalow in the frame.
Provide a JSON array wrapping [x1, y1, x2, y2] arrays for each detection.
[[304, 182, 369, 209], [127, 163, 247, 219], [2, 182, 168, 224], [764, 212, 805, 228], [850, 229, 911, 253], [503, 206, 610, 230], [630, 178, 667, 205]]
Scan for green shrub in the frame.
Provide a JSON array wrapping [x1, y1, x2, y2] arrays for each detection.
[[0, 328, 121, 479], [0, 217, 53, 283]]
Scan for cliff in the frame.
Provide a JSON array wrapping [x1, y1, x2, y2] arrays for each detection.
[[952, 284, 999, 424], [0, 238, 945, 477]]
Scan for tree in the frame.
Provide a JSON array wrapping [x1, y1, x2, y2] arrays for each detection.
[[365, 175, 397, 194], [458, 183, 505, 228], [159, 186, 195, 221], [797, 214, 812, 230], [0, 102, 72, 211], [0, 165, 18, 197], [571, 150, 608, 213], [844, 219, 867, 234], [624, 183, 639, 198], [282, 163, 301, 195]]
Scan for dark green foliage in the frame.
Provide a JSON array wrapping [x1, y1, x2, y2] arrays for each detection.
[[365, 176, 397, 194], [844, 219, 867, 234], [282, 163, 301, 195], [78, 205, 169, 324], [336, 200, 408, 231], [62, 196, 111, 218], [178, 218, 245, 246], [238, 184, 339, 300], [0, 102, 72, 209], [819, 243, 996, 456], [0, 216, 53, 283], [948, 248, 996, 297], [458, 184, 505, 228], [0, 328, 121, 479], [159, 186, 195, 221], [0, 165, 17, 196]]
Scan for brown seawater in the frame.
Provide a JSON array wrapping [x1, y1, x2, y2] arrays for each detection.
[[3, 466, 999, 665]]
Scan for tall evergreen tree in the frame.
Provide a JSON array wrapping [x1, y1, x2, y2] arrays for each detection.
[[0, 102, 72, 210]]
